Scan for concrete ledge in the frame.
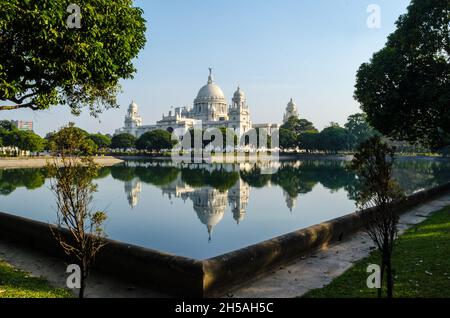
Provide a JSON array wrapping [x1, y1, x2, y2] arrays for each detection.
[[1, 182, 449, 297]]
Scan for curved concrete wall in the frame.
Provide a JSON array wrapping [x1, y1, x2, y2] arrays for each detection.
[[1, 181, 449, 297]]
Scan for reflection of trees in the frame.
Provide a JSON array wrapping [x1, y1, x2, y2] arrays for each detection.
[[240, 160, 358, 199], [181, 168, 239, 192], [239, 167, 272, 188], [110, 164, 180, 187], [0, 168, 48, 195], [110, 165, 136, 182], [135, 166, 179, 186], [270, 166, 318, 197], [393, 159, 450, 193]]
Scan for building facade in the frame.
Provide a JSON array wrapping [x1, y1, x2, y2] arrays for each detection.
[[115, 69, 285, 139], [11, 120, 33, 131]]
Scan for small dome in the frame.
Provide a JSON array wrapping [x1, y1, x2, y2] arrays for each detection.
[[287, 98, 296, 108], [129, 100, 138, 110], [233, 86, 245, 99]]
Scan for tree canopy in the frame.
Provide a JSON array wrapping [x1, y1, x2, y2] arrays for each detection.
[[136, 129, 176, 151], [281, 117, 317, 134], [89, 133, 111, 149], [0, 120, 44, 152], [111, 133, 136, 149], [0, 0, 146, 115], [49, 123, 97, 155], [354, 0, 449, 150], [345, 113, 378, 149]]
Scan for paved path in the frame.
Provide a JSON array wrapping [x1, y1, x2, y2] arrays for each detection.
[[0, 193, 449, 298], [230, 194, 450, 298]]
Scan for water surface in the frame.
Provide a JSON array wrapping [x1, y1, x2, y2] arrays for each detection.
[[1, 158, 449, 259]]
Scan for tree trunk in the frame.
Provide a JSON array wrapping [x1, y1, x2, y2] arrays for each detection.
[[385, 253, 394, 298], [378, 259, 385, 298]]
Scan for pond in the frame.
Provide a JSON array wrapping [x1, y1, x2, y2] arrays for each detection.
[[1, 157, 449, 259]]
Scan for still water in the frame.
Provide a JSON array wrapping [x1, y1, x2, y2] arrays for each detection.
[[1, 158, 449, 259]]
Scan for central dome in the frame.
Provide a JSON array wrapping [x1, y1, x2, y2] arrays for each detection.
[[195, 68, 226, 101], [196, 83, 225, 100]]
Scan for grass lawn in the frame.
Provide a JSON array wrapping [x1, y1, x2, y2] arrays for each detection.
[[0, 260, 72, 298], [304, 206, 450, 298]]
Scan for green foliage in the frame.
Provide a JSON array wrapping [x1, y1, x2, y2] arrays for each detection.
[[354, 0, 450, 150], [89, 133, 111, 149], [182, 168, 239, 192], [281, 117, 317, 134], [135, 166, 179, 186], [317, 124, 349, 154], [49, 123, 97, 155], [350, 136, 404, 298], [136, 129, 176, 151], [0, 121, 44, 152], [279, 128, 298, 150], [299, 131, 320, 153], [0, 260, 72, 298], [111, 133, 136, 149], [0, 0, 146, 115], [345, 113, 378, 149]]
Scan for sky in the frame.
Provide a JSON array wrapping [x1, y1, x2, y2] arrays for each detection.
[[1, 0, 411, 136]]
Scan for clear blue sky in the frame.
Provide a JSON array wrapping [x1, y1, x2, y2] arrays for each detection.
[[1, 0, 411, 136]]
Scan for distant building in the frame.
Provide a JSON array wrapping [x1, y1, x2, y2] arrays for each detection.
[[283, 98, 299, 124], [115, 69, 281, 138], [11, 120, 33, 131]]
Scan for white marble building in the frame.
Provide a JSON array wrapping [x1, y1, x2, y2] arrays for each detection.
[[115, 69, 300, 139]]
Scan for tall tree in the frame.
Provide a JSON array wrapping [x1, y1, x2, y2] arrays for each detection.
[[281, 117, 317, 135], [350, 136, 404, 298], [345, 113, 377, 149], [355, 0, 449, 150], [0, 0, 146, 115], [279, 128, 298, 150], [48, 124, 107, 298]]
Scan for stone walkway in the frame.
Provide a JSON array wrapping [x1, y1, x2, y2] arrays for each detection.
[[0, 193, 449, 298], [231, 193, 450, 298]]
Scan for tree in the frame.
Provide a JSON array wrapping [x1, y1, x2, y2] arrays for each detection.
[[345, 113, 377, 149], [0, 123, 44, 152], [89, 133, 111, 149], [136, 129, 176, 152], [47, 129, 107, 298], [354, 0, 449, 150], [110, 133, 136, 149], [299, 131, 320, 153], [16, 130, 45, 152], [350, 136, 404, 298], [49, 123, 97, 155], [0, 0, 146, 115], [281, 117, 317, 135], [318, 124, 349, 154], [279, 128, 298, 150]]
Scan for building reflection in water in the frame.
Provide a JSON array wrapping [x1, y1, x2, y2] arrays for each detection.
[[157, 172, 250, 241], [124, 177, 142, 209], [122, 162, 253, 241]]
